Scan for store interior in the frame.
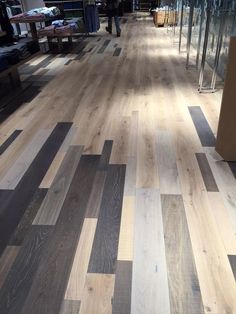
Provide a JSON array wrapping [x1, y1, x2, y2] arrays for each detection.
[[0, 0, 236, 313]]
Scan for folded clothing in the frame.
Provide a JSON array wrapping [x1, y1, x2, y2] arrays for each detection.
[[0, 56, 8, 72], [10, 6, 61, 23], [52, 20, 65, 27], [0, 49, 20, 65], [38, 19, 79, 37], [0, 41, 33, 64]]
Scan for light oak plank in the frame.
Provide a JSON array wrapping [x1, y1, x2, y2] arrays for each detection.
[[117, 196, 135, 261], [207, 192, 236, 255], [0, 129, 52, 190], [131, 188, 170, 314], [205, 147, 236, 233], [156, 130, 181, 194], [79, 274, 115, 314], [65, 218, 97, 301]]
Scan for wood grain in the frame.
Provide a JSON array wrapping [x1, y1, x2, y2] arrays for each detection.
[[117, 196, 134, 261], [0, 246, 20, 290], [85, 170, 107, 218], [98, 140, 113, 170], [65, 218, 97, 301], [112, 261, 132, 314], [88, 165, 126, 274], [60, 300, 81, 314], [0, 123, 71, 255], [196, 153, 219, 192], [131, 189, 170, 314], [0, 226, 53, 314], [207, 192, 236, 255], [21, 155, 99, 314], [161, 194, 204, 314], [0, 128, 52, 190], [156, 130, 181, 194], [33, 146, 83, 225], [205, 147, 236, 232], [0, 130, 22, 155], [9, 188, 48, 246], [79, 274, 115, 314], [188, 106, 216, 147]]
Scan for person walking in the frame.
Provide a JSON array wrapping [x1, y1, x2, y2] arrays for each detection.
[[105, 0, 121, 37]]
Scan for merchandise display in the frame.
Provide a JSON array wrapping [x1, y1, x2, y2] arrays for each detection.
[[37, 19, 79, 37], [10, 6, 61, 23]]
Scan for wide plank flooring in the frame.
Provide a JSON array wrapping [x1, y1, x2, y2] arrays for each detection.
[[0, 13, 236, 314]]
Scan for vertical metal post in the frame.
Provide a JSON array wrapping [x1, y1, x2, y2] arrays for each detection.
[[210, 5, 227, 89], [186, 0, 195, 68], [196, 0, 205, 68], [198, 1, 212, 92], [179, 0, 184, 53]]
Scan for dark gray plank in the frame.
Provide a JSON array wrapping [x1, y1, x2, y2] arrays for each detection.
[[112, 261, 132, 314], [98, 140, 113, 170], [228, 255, 236, 281], [161, 195, 204, 314], [65, 60, 72, 66], [88, 164, 126, 274], [113, 48, 122, 57], [0, 122, 72, 256], [188, 106, 216, 147], [21, 155, 100, 314], [85, 170, 107, 218], [227, 162, 236, 179], [196, 153, 219, 192], [98, 40, 111, 54], [0, 226, 53, 314], [0, 190, 13, 216], [86, 141, 113, 218], [9, 189, 48, 246], [0, 130, 22, 155], [60, 300, 81, 314]]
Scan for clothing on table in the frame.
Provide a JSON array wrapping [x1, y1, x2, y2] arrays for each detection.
[[38, 19, 79, 37], [84, 5, 100, 33], [52, 20, 65, 27], [10, 6, 61, 23]]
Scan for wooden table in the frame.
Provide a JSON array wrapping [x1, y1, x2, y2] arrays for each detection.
[[10, 16, 61, 41], [0, 31, 6, 38]]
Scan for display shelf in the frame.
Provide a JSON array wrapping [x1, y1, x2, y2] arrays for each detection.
[[44, 0, 85, 18]]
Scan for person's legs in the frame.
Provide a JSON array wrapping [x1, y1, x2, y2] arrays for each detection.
[[106, 11, 112, 33], [113, 8, 121, 36], [114, 14, 121, 36]]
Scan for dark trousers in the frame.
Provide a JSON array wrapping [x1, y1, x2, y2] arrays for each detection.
[[107, 8, 121, 34]]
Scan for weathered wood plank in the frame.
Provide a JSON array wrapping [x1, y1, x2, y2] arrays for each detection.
[[88, 165, 126, 274], [162, 194, 204, 314]]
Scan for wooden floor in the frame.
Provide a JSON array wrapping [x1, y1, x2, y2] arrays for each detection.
[[0, 13, 236, 314]]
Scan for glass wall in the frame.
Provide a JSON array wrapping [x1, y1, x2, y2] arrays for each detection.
[[175, 0, 236, 91]]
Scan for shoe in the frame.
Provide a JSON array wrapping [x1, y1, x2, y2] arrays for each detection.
[[106, 27, 112, 34], [117, 32, 121, 37]]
